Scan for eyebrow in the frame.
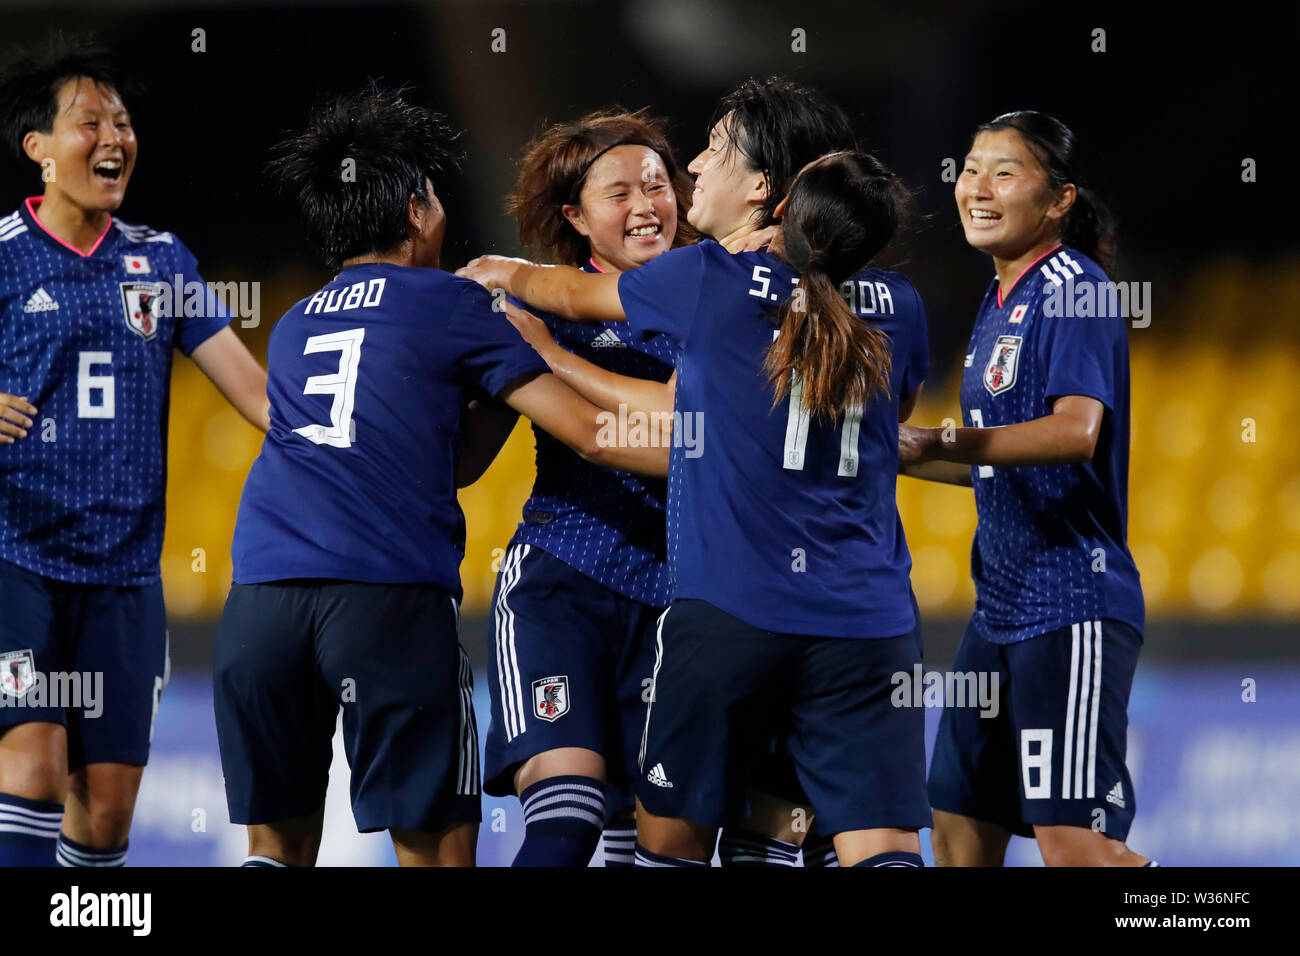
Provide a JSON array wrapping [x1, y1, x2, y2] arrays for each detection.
[[966, 155, 1024, 166]]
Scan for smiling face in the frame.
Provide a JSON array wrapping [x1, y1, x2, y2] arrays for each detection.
[[685, 113, 768, 241], [563, 144, 676, 272], [23, 76, 137, 214], [955, 128, 1073, 261]]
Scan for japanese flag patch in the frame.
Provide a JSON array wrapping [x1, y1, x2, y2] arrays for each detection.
[[124, 254, 151, 274]]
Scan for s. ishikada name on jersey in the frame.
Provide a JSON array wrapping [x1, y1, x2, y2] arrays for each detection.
[[0, 197, 231, 586]]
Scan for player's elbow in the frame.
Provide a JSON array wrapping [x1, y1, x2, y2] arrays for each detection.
[[1064, 420, 1100, 463]]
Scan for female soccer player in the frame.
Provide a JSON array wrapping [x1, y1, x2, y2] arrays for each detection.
[[899, 111, 1153, 866], [489, 79, 920, 867], [0, 38, 268, 868], [481, 109, 691, 867], [463, 142, 932, 866]]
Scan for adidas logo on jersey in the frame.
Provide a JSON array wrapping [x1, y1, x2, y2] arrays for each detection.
[[1106, 781, 1126, 809], [591, 329, 627, 348], [23, 287, 59, 313], [647, 763, 673, 788]]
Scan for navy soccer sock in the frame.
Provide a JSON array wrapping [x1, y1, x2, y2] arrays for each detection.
[[601, 812, 636, 867], [241, 856, 289, 867], [0, 792, 63, 866], [852, 850, 924, 867], [56, 833, 127, 867], [634, 843, 709, 867], [717, 828, 799, 867], [512, 775, 605, 867]]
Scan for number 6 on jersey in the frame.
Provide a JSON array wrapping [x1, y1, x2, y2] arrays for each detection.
[[293, 328, 365, 448]]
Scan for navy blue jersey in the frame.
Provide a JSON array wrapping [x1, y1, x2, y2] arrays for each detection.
[[231, 263, 547, 594], [618, 240, 929, 639], [513, 262, 675, 606], [0, 198, 229, 586], [959, 246, 1144, 643]]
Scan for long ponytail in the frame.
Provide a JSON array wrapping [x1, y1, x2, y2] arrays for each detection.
[[765, 151, 908, 420]]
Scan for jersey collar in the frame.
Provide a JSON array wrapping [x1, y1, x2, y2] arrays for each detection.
[[996, 243, 1061, 308], [21, 196, 114, 258]]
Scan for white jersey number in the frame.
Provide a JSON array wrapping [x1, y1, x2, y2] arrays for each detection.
[[968, 408, 993, 478], [776, 331, 864, 477], [293, 328, 365, 448], [77, 351, 114, 419]]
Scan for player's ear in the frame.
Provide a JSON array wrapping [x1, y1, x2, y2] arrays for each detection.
[[772, 195, 789, 220], [561, 203, 590, 238], [747, 171, 771, 207], [22, 130, 46, 166], [1047, 182, 1077, 222]]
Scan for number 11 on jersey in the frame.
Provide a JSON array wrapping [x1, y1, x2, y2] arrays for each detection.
[[776, 331, 864, 477]]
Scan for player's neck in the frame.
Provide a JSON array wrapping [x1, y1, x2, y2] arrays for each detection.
[[993, 236, 1062, 298], [35, 190, 112, 256]]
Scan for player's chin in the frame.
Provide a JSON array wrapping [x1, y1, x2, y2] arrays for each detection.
[[623, 235, 669, 264]]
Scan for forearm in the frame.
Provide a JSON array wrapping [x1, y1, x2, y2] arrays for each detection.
[[922, 414, 1095, 467], [455, 399, 520, 487], [190, 328, 270, 432], [540, 342, 673, 417], [513, 262, 625, 323], [901, 459, 973, 486]]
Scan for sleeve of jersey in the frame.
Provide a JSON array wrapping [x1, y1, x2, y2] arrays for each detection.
[[1039, 278, 1120, 410], [901, 283, 931, 401], [172, 240, 233, 356], [616, 243, 707, 348], [448, 281, 550, 397]]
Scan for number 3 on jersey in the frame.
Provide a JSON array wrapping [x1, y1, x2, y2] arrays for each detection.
[[293, 328, 364, 448]]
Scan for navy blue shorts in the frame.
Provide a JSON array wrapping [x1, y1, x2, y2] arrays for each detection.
[[213, 580, 479, 833], [928, 618, 1141, 840], [0, 557, 168, 768], [637, 598, 930, 836], [484, 543, 661, 815]]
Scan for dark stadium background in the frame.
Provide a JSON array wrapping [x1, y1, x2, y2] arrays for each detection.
[[1, 0, 1295, 865]]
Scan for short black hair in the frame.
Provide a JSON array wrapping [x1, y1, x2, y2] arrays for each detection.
[[713, 77, 859, 228], [0, 34, 129, 162], [267, 83, 462, 270]]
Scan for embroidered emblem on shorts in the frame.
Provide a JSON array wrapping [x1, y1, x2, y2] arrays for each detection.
[[532, 675, 569, 722], [1, 649, 36, 698]]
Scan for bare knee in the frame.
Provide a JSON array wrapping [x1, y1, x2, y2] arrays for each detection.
[[391, 822, 477, 867], [0, 723, 68, 803], [1035, 825, 1146, 867], [931, 810, 1010, 867], [247, 808, 325, 867]]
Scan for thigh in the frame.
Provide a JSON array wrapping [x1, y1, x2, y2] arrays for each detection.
[[606, 598, 666, 815], [68, 581, 168, 769], [317, 582, 479, 835], [927, 620, 1025, 835], [1008, 619, 1142, 840], [213, 582, 337, 825], [636, 599, 794, 830], [483, 544, 619, 796], [787, 630, 931, 837], [0, 558, 67, 735]]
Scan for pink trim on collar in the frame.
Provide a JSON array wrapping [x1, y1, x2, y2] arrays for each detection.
[[997, 244, 1061, 308], [587, 257, 607, 274], [25, 196, 112, 258]]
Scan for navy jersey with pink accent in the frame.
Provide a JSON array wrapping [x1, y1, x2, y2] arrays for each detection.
[[231, 264, 548, 593], [618, 240, 930, 639], [0, 198, 229, 585], [960, 245, 1144, 643], [512, 262, 675, 607]]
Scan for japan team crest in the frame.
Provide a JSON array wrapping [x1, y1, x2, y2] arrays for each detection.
[[532, 675, 570, 722], [983, 334, 1023, 396], [120, 281, 163, 340], [1, 649, 35, 698]]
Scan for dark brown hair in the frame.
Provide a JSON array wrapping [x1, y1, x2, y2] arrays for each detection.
[[766, 151, 909, 419], [507, 107, 696, 265]]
